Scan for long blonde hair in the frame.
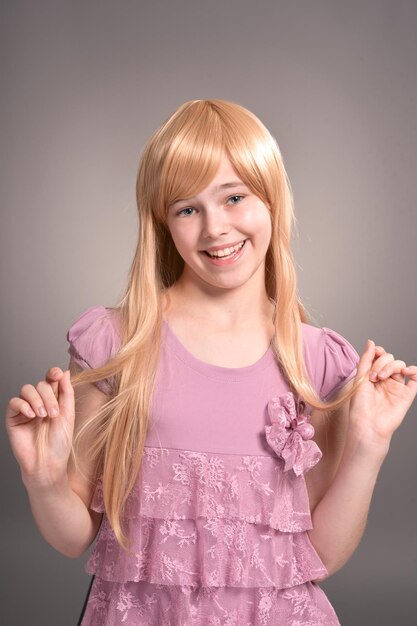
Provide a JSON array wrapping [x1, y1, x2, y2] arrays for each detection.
[[70, 99, 368, 548]]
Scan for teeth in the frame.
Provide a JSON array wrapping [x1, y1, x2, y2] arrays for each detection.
[[207, 241, 245, 258]]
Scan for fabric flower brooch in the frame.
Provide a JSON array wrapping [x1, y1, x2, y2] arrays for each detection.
[[265, 392, 322, 476]]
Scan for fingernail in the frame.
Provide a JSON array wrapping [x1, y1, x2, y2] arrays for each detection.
[[370, 371, 378, 381], [38, 406, 47, 417], [49, 407, 58, 417]]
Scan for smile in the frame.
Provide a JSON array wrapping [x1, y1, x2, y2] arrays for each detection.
[[204, 240, 246, 259]]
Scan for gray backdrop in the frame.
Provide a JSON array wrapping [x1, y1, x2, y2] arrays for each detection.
[[1, 1, 416, 624]]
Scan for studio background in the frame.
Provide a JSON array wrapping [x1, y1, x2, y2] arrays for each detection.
[[1, 1, 416, 624]]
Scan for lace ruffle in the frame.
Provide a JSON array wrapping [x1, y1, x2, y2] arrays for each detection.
[[86, 514, 327, 588], [81, 578, 340, 626], [90, 445, 313, 533]]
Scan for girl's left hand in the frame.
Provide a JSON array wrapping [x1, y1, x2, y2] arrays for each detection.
[[348, 340, 417, 451]]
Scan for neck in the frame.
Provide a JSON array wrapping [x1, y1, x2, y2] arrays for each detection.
[[164, 269, 275, 330]]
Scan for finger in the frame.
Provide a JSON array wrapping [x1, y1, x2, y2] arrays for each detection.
[[356, 339, 377, 377], [45, 367, 64, 399], [391, 374, 406, 383], [35, 380, 60, 418], [57, 370, 75, 420], [375, 359, 407, 381], [19, 383, 50, 418], [6, 397, 37, 421], [389, 370, 407, 384], [45, 366, 64, 381], [402, 366, 417, 393], [368, 353, 396, 381], [364, 343, 386, 380], [371, 352, 395, 369]]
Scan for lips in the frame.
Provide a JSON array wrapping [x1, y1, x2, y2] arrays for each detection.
[[201, 239, 247, 265], [202, 240, 247, 259], [204, 241, 245, 259], [203, 239, 246, 254]]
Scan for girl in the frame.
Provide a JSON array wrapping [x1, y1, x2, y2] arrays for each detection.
[[6, 99, 417, 626]]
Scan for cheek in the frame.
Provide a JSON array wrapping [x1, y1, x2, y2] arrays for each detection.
[[239, 204, 271, 239], [167, 225, 195, 256]]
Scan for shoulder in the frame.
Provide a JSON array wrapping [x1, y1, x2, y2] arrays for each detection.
[[301, 324, 359, 508], [301, 322, 360, 401], [66, 305, 122, 394]]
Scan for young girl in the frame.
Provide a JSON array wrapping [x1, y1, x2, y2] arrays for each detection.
[[6, 99, 417, 626]]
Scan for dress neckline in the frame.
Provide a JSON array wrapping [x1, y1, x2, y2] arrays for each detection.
[[162, 317, 276, 379]]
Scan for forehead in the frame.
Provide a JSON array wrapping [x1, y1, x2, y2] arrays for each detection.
[[169, 154, 247, 207]]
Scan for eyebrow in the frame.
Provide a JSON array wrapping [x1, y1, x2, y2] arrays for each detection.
[[169, 181, 247, 207]]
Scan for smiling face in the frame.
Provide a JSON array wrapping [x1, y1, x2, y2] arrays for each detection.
[[165, 153, 272, 294]]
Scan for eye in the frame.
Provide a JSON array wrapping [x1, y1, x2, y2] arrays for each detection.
[[227, 195, 245, 205], [177, 207, 196, 217]]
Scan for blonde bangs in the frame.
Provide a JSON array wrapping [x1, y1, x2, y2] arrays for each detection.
[[208, 100, 283, 212], [147, 99, 283, 224]]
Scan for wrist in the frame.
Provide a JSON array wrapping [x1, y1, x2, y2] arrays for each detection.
[[343, 425, 390, 466], [21, 467, 70, 495]]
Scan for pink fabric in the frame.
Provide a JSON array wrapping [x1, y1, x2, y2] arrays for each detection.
[[86, 446, 327, 588], [265, 393, 322, 476], [66, 305, 359, 625], [66, 306, 121, 395], [90, 447, 315, 532], [82, 579, 341, 625]]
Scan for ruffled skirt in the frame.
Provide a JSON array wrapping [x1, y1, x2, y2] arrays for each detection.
[[82, 445, 340, 625], [81, 578, 341, 626]]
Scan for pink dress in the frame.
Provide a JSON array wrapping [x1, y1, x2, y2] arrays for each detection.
[[67, 305, 359, 626]]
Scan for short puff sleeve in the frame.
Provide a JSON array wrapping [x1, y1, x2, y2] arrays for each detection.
[[318, 327, 359, 401], [66, 305, 121, 395]]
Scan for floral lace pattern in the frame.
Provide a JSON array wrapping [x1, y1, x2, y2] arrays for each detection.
[[81, 579, 341, 626], [87, 514, 327, 588], [90, 446, 314, 532], [82, 393, 337, 625]]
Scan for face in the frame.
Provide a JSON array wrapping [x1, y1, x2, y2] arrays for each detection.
[[166, 153, 272, 293]]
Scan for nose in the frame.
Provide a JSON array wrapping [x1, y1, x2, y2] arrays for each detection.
[[201, 206, 230, 239]]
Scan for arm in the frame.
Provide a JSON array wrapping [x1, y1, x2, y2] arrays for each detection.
[[7, 360, 108, 558], [306, 393, 385, 577], [24, 471, 102, 559], [306, 341, 417, 578]]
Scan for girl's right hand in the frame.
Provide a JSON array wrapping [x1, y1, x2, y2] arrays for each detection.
[[5, 368, 75, 489]]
